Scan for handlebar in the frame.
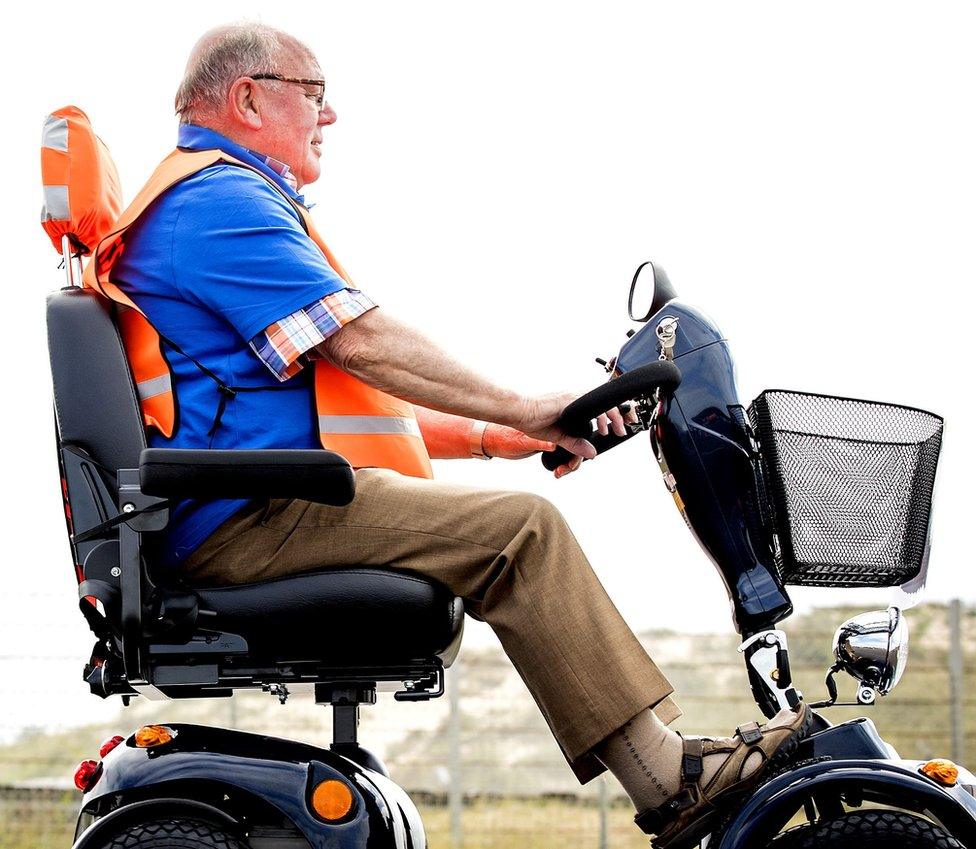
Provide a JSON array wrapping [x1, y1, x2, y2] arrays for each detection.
[[540, 361, 682, 471]]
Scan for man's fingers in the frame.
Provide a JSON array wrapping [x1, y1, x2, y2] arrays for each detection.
[[554, 454, 584, 479], [606, 406, 626, 437], [562, 436, 596, 460], [549, 401, 638, 477], [589, 406, 633, 438], [517, 435, 557, 453]]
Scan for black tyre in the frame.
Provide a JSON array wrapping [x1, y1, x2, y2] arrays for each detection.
[[768, 810, 965, 848], [100, 818, 249, 849]]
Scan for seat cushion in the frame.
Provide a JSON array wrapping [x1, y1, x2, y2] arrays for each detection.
[[194, 568, 464, 665]]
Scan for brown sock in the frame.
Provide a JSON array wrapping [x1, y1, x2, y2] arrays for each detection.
[[594, 708, 771, 814]]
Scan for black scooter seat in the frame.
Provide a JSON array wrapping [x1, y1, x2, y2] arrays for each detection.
[[193, 568, 464, 664]]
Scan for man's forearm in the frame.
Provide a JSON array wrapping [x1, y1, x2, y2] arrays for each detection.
[[319, 308, 528, 427], [415, 407, 481, 459]]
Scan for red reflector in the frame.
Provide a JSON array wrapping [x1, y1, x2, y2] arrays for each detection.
[[73, 759, 100, 792], [99, 735, 125, 758]]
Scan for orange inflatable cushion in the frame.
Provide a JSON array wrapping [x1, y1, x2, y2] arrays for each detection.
[[41, 106, 122, 256]]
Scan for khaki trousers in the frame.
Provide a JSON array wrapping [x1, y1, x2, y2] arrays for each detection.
[[184, 468, 681, 783]]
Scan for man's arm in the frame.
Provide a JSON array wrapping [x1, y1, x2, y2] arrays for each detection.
[[316, 308, 609, 463], [319, 308, 525, 425], [414, 408, 486, 460], [414, 407, 556, 460]]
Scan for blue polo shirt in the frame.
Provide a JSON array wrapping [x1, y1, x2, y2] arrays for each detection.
[[114, 125, 348, 567]]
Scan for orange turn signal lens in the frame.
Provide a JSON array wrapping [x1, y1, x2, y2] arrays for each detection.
[[311, 779, 355, 821], [920, 759, 959, 786], [133, 725, 176, 748]]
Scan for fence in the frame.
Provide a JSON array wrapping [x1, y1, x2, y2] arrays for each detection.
[[0, 600, 972, 849]]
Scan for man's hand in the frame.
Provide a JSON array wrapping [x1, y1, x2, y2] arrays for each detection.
[[519, 393, 638, 478], [481, 424, 556, 460]]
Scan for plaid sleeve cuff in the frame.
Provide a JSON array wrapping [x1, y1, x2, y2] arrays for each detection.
[[249, 288, 377, 381]]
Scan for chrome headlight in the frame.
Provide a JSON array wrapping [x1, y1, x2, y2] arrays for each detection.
[[833, 606, 909, 697]]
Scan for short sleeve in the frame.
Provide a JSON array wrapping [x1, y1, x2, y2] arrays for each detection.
[[250, 288, 378, 381], [169, 166, 348, 341]]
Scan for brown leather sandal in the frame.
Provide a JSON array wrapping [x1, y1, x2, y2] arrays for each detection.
[[634, 702, 812, 849]]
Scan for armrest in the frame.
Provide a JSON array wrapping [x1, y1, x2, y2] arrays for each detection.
[[140, 449, 355, 506]]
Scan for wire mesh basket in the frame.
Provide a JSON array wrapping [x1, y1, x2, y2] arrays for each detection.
[[748, 390, 943, 588]]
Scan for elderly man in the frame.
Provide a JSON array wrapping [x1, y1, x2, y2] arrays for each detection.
[[107, 22, 808, 847]]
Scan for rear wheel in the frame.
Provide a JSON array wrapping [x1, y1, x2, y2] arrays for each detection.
[[766, 810, 964, 848], [100, 818, 248, 848]]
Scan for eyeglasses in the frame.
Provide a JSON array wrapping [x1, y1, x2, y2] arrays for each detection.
[[250, 73, 327, 110]]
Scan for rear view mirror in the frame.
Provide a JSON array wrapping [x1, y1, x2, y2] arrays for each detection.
[[628, 261, 677, 323]]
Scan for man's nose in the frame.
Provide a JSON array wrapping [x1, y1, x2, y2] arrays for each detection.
[[319, 103, 337, 125]]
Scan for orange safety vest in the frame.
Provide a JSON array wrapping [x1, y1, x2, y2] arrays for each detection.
[[82, 148, 433, 479]]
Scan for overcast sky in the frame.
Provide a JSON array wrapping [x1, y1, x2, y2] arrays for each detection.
[[3, 1, 974, 739]]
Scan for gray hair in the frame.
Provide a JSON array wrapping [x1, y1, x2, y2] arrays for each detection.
[[174, 23, 311, 123]]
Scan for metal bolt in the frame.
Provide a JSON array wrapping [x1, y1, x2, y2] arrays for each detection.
[[770, 668, 780, 681], [122, 503, 136, 513], [110, 567, 121, 577], [857, 686, 877, 705]]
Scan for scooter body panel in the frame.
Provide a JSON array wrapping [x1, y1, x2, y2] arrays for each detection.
[[73, 723, 424, 849], [716, 719, 976, 848], [617, 300, 792, 634]]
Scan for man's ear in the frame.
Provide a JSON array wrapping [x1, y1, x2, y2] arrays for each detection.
[[228, 77, 263, 130]]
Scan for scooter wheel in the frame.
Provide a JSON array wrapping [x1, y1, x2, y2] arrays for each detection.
[[100, 818, 248, 848], [770, 810, 964, 848]]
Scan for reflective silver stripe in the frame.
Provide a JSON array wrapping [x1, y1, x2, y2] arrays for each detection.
[[136, 374, 172, 401], [42, 115, 68, 151], [318, 415, 422, 437], [41, 185, 69, 221]]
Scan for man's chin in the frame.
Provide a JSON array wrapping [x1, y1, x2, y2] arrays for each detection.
[[300, 164, 322, 188]]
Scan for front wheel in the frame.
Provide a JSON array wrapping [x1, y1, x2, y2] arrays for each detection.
[[768, 810, 965, 848], [99, 818, 249, 849]]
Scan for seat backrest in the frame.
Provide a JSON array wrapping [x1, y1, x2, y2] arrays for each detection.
[[48, 286, 146, 474], [48, 286, 147, 592]]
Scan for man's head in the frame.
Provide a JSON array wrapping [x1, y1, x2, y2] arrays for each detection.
[[175, 23, 336, 189]]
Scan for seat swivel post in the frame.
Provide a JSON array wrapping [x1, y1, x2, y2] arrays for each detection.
[[316, 683, 377, 747]]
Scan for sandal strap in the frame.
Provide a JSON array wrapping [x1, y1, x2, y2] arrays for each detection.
[[681, 736, 704, 782], [634, 786, 698, 835], [735, 721, 763, 745], [634, 735, 704, 835]]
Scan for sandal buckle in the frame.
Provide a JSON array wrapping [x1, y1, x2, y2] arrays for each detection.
[[634, 807, 664, 835], [736, 721, 763, 745], [634, 787, 698, 835]]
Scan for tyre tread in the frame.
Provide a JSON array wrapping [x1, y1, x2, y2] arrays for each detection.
[[101, 817, 247, 849], [797, 810, 965, 848]]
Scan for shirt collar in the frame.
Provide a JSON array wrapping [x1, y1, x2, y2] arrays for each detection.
[[177, 124, 308, 206]]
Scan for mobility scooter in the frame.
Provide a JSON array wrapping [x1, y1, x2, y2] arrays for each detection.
[[43, 106, 976, 847]]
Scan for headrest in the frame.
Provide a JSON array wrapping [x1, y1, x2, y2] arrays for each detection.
[[41, 106, 122, 256]]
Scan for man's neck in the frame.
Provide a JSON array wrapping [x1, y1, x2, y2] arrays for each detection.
[[184, 120, 301, 191]]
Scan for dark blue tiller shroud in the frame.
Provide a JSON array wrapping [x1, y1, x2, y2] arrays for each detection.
[[616, 297, 793, 637], [542, 264, 792, 637]]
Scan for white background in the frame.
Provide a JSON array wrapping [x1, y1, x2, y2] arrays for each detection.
[[3, 1, 974, 737]]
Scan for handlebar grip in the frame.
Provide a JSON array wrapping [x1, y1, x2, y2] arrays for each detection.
[[540, 361, 682, 471], [541, 429, 636, 471]]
